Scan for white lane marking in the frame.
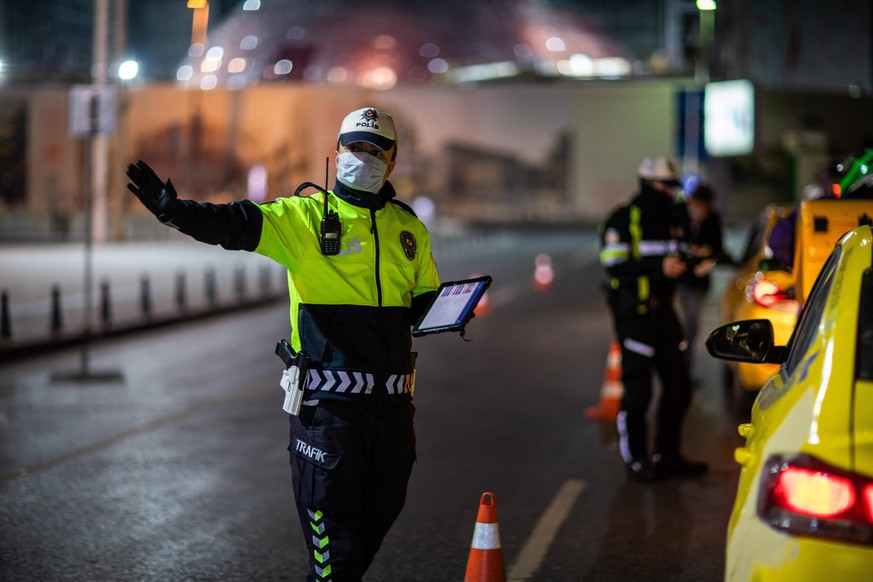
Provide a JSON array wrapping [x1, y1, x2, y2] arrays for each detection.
[[507, 478, 587, 580]]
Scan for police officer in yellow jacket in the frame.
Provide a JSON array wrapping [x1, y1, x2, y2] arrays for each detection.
[[126, 107, 440, 581], [599, 156, 707, 482]]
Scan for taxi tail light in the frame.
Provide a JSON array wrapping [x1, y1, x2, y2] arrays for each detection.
[[866, 484, 873, 523], [752, 280, 789, 307], [758, 455, 873, 544]]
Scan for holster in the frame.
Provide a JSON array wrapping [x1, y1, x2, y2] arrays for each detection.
[[276, 339, 311, 415]]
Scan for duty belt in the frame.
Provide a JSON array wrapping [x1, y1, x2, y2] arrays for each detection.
[[305, 369, 413, 396]]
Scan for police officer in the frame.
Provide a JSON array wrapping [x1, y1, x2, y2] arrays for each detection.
[[599, 156, 707, 482], [126, 107, 441, 580]]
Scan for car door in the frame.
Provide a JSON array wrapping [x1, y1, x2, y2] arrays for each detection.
[[754, 244, 839, 415], [728, 245, 841, 535]]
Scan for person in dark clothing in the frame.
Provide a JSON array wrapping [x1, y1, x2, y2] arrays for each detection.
[[675, 184, 730, 377], [599, 156, 708, 482], [767, 210, 798, 269]]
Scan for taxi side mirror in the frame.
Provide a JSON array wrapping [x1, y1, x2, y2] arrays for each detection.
[[705, 319, 787, 364]]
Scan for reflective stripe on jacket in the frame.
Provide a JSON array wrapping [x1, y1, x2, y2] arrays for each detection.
[[599, 186, 686, 313]]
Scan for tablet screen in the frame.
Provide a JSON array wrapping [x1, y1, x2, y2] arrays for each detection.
[[412, 276, 492, 336]]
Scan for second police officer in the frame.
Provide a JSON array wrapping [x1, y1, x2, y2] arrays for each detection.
[[126, 107, 441, 581], [599, 156, 708, 482]]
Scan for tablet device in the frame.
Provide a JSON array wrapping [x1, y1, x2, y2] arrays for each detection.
[[412, 275, 492, 337]]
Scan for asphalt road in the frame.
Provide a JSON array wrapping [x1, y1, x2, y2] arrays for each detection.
[[0, 229, 745, 581]]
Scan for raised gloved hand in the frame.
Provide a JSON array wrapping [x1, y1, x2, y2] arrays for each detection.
[[126, 160, 178, 224]]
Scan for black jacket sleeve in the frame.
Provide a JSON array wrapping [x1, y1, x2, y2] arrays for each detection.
[[169, 199, 263, 252]]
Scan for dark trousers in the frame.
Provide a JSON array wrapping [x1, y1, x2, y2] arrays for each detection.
[[611, 307, 692, 463], [289, 399, 416, 582], [675, 282, 706, 372]]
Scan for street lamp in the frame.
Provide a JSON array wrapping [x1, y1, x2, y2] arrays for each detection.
[[696, 0, 716, 85], [188, 0, 209, 47], [118, 59, 139, 81]]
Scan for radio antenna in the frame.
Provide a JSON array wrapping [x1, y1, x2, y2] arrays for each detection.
[[318, 156, 341, 255], [323, 157, 329, 214]]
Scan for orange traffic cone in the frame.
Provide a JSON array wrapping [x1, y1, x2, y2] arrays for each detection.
[[464, 492, 506, 582], [474, 290, 490, 316], [585, 340, 623, 421]]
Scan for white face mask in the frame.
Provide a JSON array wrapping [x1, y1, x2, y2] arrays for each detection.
[[336, 151, 388, 194]]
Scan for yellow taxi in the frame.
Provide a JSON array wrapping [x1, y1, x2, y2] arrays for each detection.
[[720, 204, 798, 406], [720, 198, 873, 410], [706, 225, 873, 581]]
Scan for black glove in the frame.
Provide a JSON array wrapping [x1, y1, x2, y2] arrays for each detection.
[[126, 160, 178, 224]]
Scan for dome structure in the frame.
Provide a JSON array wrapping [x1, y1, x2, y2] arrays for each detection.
[[177, 0, 631, 90]]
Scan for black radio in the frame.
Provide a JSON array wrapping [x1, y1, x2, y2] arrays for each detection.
[[320, 210, 341, 255]]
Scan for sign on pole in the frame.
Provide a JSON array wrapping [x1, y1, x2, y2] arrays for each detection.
[[68, 85, 117, 137], [704, 79, 755, 157]]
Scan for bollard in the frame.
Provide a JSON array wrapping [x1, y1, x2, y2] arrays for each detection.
[[259, 264, 272, 296], [1, 289, 11, 340], [50, 285, 63, 335], [140, 275, 152, 318], [175, 271, 187, 311], [100, 279, 112, 326], [234, 265, 246, 300], [205, 267, 218, 307]]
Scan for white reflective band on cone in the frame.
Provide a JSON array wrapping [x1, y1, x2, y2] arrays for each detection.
[[470, 522, 502, 550], [603, 381, 623, 398]]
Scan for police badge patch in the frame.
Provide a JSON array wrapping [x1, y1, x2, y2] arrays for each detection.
[[400, 231, 417, 260]]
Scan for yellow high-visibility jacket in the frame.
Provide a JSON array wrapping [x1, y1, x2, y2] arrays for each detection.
[[168, 180, 440, 395]]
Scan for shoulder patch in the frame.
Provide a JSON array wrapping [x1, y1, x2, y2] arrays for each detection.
[[400, 231, 417, 260]]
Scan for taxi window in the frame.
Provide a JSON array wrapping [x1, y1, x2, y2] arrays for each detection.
[[783, 246, 840, 375], [739, 215, 766, 264], [858, 268, 873, 381]]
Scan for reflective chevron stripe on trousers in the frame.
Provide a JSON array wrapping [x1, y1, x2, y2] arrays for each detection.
[[289, 399, 416, 581]]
